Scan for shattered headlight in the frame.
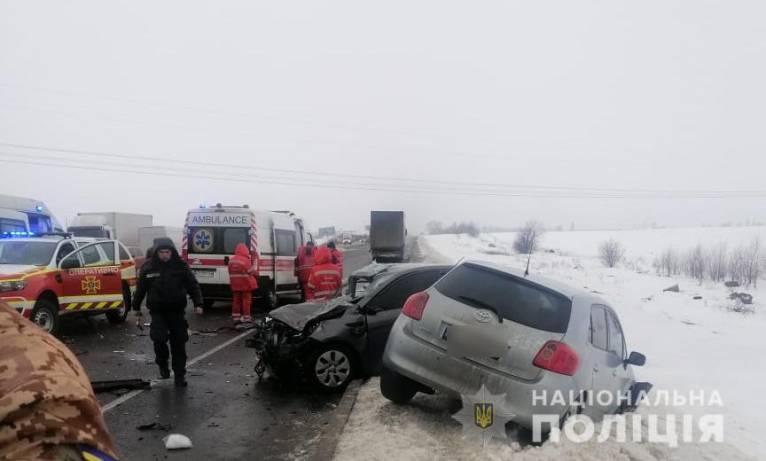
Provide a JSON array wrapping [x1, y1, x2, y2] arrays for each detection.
[[0, 280, 26, 292]]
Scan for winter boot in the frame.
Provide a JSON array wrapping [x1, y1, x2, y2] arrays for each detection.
[[158, 363, 171, 380]]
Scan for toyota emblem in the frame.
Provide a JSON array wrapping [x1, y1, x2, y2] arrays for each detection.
[[473, 309, 493, 323]]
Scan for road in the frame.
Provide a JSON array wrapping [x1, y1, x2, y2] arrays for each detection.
[[66, 244, 372, 461]]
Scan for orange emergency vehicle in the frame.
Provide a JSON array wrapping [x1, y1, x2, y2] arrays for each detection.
[[0, 233, 137, 335]]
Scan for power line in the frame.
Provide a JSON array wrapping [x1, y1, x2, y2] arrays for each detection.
[[1, 141, 760, 196], [2, 153, 766, 199]]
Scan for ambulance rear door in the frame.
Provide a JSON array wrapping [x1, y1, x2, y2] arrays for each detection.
[[271, 213, 300, 297]]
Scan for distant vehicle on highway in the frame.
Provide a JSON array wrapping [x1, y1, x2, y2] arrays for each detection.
[[253, 263, 451, 392], [381, 260, 649, 433], [341, 232, 353, 245], [68, 212, 153, 255], [138, 226, 183, 255], [369, 211, 407, 262], [0, 194, 64, 234]]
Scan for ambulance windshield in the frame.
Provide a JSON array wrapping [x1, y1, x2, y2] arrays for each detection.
[[0, 241, 57, 266], [188, 227, 249, 255]]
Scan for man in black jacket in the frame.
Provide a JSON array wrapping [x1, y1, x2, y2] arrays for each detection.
[[132, 238, 204, 387]]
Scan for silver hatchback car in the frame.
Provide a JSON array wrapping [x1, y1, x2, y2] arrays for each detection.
[[381, 260, 647, 430]]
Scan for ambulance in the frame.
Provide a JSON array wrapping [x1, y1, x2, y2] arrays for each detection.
[[182, 204, 311, 308], [0, 233, 137, 335], [0, 194, 64, 234]]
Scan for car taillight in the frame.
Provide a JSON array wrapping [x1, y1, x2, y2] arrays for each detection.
[[533, 341, 580, 376], [402, 292, 429, 321]]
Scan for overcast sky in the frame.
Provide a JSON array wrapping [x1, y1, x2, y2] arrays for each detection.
[[1, 1, 765, 234]]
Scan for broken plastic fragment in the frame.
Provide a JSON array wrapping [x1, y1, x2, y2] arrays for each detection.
[[163, 433, 192, 450]]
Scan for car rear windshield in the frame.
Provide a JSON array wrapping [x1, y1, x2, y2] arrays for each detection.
[[434, 263, 572, 333]]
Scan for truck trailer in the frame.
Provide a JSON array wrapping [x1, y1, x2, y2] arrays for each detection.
[[369, 210, 407, 262]]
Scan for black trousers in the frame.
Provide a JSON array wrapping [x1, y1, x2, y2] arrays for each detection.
[[150, 310, 189, 377]]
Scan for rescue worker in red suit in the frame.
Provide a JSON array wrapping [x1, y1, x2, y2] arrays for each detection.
[[295, 241, 315, 301], [326, 241, 344, 276], [228, 243, 258, 323], [306, 247, 342, 301]]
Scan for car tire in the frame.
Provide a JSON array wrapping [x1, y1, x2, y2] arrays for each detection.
[[31, 299, 60, 336], [380, 364, 418, 404], [307, 344, 356, 392], [107, 286, 131, 324]]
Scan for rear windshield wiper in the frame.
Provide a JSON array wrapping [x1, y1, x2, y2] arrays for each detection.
[[455, 296, 504, 323]]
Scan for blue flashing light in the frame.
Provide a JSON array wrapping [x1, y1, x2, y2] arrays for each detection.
[[199, 203, 207, 209], [1, 231, 35, 238], [35, 205, 44, 212]]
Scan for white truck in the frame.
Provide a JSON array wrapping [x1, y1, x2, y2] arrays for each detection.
[[182, 204, 311, 309], [68, 212, 153, 254], [0, 194, 64, 235], [138, 226, 183, 256]]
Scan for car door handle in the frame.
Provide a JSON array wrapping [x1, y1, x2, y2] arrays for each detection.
[[593, 365, 599, 372]]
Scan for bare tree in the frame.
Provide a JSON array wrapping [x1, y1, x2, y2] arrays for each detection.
[[654, 247, 681, 277], [683, 244, 707, 283], [599, 238, 625, 268], [743, 237, 762, 288], [513, 220, 544, 254], [707, 242, 728, 282]]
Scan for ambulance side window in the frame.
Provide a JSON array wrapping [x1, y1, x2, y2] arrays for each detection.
[[275, 230, 297, 256]]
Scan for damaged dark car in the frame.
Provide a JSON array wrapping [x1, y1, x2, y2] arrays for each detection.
[[252, 263, 451, 392]]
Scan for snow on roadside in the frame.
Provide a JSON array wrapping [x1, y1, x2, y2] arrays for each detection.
[[333, 229, 766, 460], [334, 378, 756, 461]]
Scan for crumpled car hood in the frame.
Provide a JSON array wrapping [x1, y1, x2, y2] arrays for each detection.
[[269, 297, 352, 331]]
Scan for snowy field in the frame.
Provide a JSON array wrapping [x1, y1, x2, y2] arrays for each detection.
[[333, 227, 766, 461]]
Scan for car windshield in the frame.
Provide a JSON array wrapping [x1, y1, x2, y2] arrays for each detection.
[[0, 241, 57, 266]]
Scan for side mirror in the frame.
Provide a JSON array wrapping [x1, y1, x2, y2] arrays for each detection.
[[223, 256, 230, 265], [60, 258, 79, 270], [625, 351, 646, 367]]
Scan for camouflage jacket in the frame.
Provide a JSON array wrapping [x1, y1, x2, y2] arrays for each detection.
[[0, 302, 119, 461]]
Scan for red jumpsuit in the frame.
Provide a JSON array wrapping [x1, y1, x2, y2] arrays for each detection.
[[330, 247, 344, 276], [295, 244, 315, 300], [306, 247, 342, 301], [228, 243, 258, 322]]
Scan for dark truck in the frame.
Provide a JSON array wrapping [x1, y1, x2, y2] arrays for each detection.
[[369, 211, 407, 262]]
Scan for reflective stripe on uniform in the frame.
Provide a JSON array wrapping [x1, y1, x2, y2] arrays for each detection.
[[313, 270, 340, 277]]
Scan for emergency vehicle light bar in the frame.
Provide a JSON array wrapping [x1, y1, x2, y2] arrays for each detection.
[[0, 231, 36, 238]]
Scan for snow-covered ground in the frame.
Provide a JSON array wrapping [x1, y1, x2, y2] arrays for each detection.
[[332, 227, 766, 461]]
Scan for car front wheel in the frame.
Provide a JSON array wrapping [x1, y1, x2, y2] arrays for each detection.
[[308, 344, 355, 392], [31, 299, 60, 336], [380, 364, 418, 404]]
